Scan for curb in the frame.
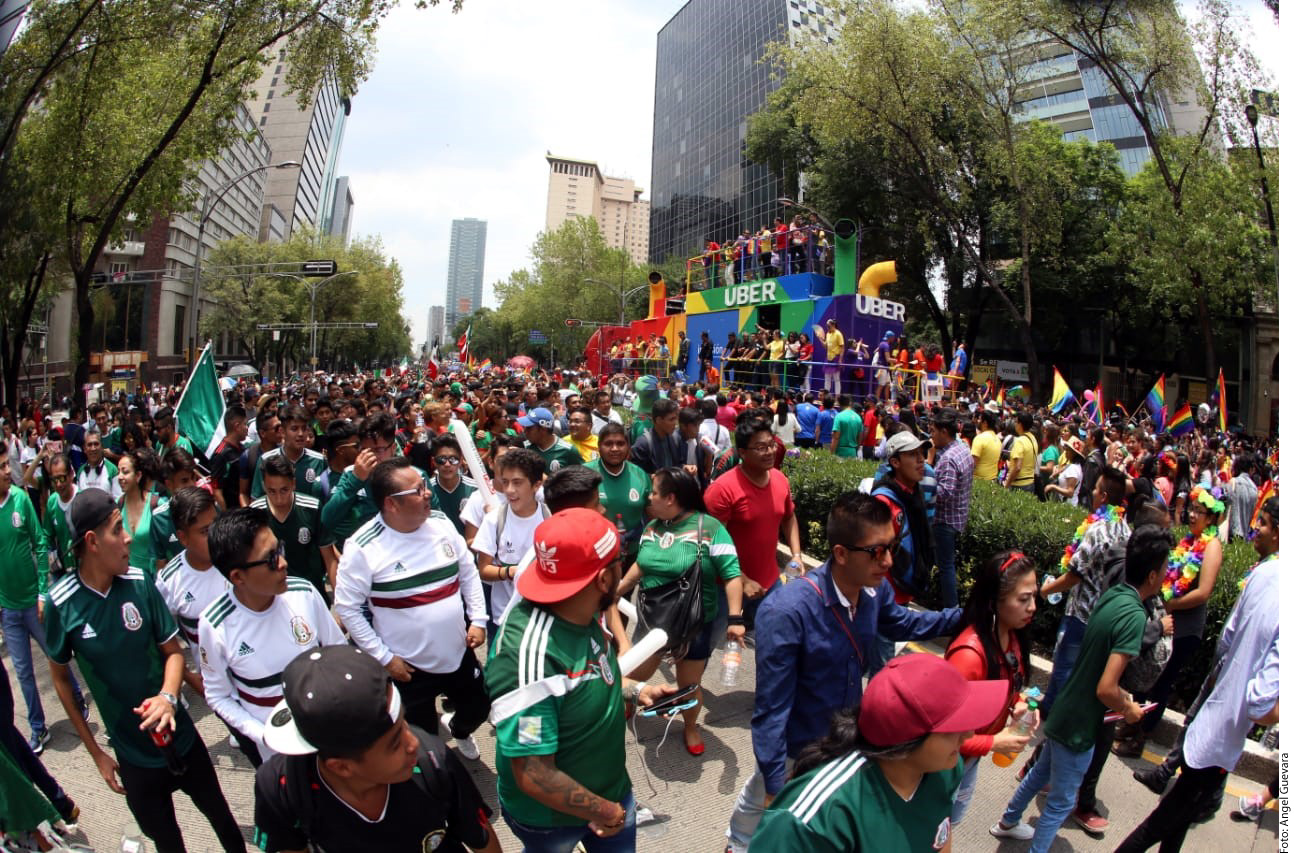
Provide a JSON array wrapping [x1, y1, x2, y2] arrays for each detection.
[[777, 543, 1277, 784]]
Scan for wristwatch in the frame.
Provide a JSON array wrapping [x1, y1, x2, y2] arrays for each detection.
[[158, 691, 178, 708]]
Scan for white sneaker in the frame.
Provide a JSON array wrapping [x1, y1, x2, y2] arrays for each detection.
[[440, 711, 480, 760], [989, 821, 1035, 840]]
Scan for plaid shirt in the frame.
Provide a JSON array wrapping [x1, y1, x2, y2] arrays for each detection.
[[934, 440, 973, 530]]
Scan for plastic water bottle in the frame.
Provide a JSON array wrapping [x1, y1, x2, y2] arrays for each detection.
[[720, 640, 742, 687], [993, 696, 1040, 767], [785, 559, 803, 579], [1041, 574, 1063, 606], [615, 514, 626, 550], [121, 822, 148, 852]]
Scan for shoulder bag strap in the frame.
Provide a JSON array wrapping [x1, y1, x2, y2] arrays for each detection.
[[797, 576, 865, 668]]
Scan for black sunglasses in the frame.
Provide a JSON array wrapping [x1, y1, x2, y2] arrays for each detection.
[[840, 541, 900, 560], [434, 455, 460, 465], [232, 541, 285, 571]]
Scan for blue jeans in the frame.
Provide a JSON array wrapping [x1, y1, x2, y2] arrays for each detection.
[[503, 790, 636, 853], [1001, 739, 1094, 853], [950, 754, 980, 826], [933, 522, 960, 608], [1040, 615, 1086, 716], [1, 604, 83, 736]]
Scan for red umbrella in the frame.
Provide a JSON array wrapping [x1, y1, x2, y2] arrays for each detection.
[[507, 355, 537, 370]]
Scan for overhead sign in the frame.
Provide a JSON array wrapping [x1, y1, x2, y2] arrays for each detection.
[[996, 360, 1029, 382], [301, 260, 337, 277]]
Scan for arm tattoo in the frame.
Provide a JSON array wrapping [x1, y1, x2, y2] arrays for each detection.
[[518, 755, 618, 823]]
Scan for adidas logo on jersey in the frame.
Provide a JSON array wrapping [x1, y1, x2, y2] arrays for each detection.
[[80, 623, 97, 639], [182, 591, 194, 603], [236, 641, 255, 657]]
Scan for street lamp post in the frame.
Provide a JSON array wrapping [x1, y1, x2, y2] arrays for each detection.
[[1243, 104, 1277, 248], [266, 270, 359, 368], [188, 160, 300, 365], [582, 277, 653, 326]]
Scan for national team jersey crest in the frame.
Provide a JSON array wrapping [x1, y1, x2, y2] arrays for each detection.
[[933, 816, 951, 849], [290, 615, 314, 645], [297, 526, 311, 545], [628, 488, 640, 501], [304, 467, 317, 483], [11, 511, 21, 528], [121, 602, 142, 631], [421, 829, 446, 851]]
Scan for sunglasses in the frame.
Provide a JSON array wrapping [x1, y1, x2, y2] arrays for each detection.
[[434, 456, 460, 465], [840, 541, 900, 560], [232, 542, 285, 571]]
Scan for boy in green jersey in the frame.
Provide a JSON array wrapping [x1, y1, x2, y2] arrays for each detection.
[[585, 423, 650, 565], [485, 508, 677, 850], [249, 404, 329, 500], [45, 488, 244, 853], [42, 453, 79, 575], [148, 447, 200, 572], [428, 433, 477, 537], [252, 451, 335, 598], [753, 655, 1008, 852]]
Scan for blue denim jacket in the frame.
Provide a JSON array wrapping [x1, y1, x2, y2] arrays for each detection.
[[751, 563, 962, 794]]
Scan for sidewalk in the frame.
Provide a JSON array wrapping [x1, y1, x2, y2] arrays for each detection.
[[5, 639, 1280, 852]]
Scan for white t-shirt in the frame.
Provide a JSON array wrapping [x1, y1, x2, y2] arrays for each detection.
[[473, 502, 550, 624], [155, 550, 230, 667], [1058, 462, 1083, 506], [198, 580, 345, 758], [699, 420, 732, 456], [461, 485, 543, 539]]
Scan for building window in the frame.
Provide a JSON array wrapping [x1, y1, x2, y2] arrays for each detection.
[[173, 305, 186, 356]]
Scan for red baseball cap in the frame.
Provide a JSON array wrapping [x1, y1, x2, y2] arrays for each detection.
[[860, 655, 1010, 747], [517, 509, 620, 604]]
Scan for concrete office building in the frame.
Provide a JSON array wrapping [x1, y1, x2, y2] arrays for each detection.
[[250, 46, 351, 240], [648, 0, 839, 264], [426, 305, 446, 354], [545, 154, 650, 265], [324, 175, 355, 243], [445, 218, 488, 335]]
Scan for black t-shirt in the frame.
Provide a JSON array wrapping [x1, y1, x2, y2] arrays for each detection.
[[209, 440, 243, 509], [253, 727, 492, 853]]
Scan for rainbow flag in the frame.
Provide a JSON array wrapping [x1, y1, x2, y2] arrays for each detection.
[[1090, 383, 1105, 425], [995, 385, 1006, 405], [477, 358, 493, 372], [1049, 368, 1075, 413], [1145, 374, 1166, 430], [1007, 384, 1030, 398], [1250, 480, 1276, 533], [1115, 401, 1130, 419], [1166, 403, 1195, 437], [1214, 369, 1228, 433]]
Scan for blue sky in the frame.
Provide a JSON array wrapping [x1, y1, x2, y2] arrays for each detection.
[[335, 0, 1282, 349]]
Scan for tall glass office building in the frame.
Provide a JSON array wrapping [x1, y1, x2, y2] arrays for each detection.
[[648, 0, 839, 264], [445, 218, 488, 336]]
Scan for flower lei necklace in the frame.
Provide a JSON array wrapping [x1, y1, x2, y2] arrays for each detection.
[[1162, 525, 1217, 601], [1058, 505, 1124, 574], [1238, 552, 1278, 593]]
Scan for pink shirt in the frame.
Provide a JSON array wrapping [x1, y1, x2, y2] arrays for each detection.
[[705, 467, 795, 590]]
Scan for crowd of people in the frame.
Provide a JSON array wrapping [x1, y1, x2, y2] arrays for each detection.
[[0, 363, 1279, 852], [689, 215, 834, 288]]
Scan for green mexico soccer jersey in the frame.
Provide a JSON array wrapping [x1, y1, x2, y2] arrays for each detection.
[[44, 493, 76, 574], [432, 475, 477, 537], [586, 459, 650, 559], [250, 493, 332, 598], [637, 512, 739, 623], [529, 438, 583, 474], [249, 447, 329, 500], [43, 568, 198, 769], [754, 750, 960, 851], [148, 498, 182, 568], [154, 435, 195, 459], [0, 487, 47, 610], [485, 599, 630, 827]]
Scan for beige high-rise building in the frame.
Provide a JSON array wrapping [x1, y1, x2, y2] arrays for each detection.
[[545, 153, 649, 265]]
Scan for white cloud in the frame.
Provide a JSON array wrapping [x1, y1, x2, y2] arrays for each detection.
[[338, 0, 663, 347]]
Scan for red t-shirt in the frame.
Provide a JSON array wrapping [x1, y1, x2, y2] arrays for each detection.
[[862, 409, 879, 448], [705, 466, 796, 589], [716, 405, 738, 430], [774, 224, 789, 250]]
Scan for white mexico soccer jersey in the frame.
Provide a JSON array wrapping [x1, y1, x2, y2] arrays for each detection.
[[334, 511, 487, 674], [198, 578, 344, 759], [155, 550, 229, 666]]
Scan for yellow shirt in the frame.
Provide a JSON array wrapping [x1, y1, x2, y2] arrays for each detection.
[[1008, 433, 1037, 486], [826, 329, 845, 361], [769, 339, 785, 360], [572, 433, 600, 462], [971, 430, 1002, 481]]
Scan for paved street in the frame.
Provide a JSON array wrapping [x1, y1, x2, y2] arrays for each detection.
[[6, 638, 1280, 852]]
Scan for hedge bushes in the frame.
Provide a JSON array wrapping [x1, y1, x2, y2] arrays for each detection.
[[782, 449, 1257, 711]]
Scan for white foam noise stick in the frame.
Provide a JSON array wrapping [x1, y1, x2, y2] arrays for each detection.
[[616, 598, 638, 637], [449, 419, 496, 498], [618, 628, 668, 672]]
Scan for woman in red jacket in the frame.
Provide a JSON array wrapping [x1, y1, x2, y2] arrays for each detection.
[[945, 550, 1039, 825]]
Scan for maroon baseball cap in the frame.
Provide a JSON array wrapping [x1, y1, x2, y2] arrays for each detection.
[[517, 509, 620, 604], [860, 655, 1010, 747]]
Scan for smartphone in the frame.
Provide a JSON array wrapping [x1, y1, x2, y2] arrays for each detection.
[[1103, 702, 1158, 724], [640, 684, 700, 718]]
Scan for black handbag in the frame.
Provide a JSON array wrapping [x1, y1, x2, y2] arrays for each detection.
[[637, 515, 707, 649]]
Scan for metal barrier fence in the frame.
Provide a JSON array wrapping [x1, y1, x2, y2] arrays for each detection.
[[685, 224, 835, 290], [713, 358, 962, 403]]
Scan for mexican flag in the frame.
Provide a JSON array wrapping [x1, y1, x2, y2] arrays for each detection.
[[457, 324, 471, 363], [175, 342, 227, 457]]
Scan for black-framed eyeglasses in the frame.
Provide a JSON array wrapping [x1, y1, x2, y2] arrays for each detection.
[[841, 541, 900, 559], [434, 456, 460, 465], [389, 482, 428, 498], [232, 541, 284, 571]]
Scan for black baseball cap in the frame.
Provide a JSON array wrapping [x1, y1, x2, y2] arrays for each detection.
[[263, 646, 402, 756], [69, 488, 118, 542]]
